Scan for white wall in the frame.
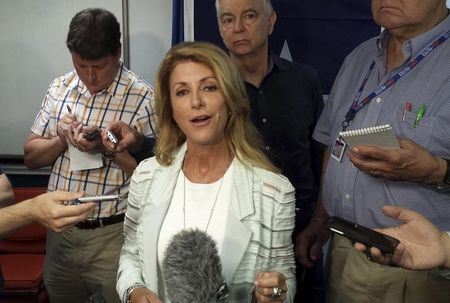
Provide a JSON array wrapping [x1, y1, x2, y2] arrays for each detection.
[[0, 0, 172, 157], [129, 0, 172, 85], [1, 1, 448, 157]]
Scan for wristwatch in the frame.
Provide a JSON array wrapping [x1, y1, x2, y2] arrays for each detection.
[[101, 151, 116, 161], [443, 158, 450, 185], [432, 158, 450, 192], [437, 231, 450, 279]]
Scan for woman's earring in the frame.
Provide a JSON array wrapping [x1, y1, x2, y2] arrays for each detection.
[[228, 111, 232, 116]]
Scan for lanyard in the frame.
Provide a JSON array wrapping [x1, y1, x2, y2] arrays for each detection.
[[341, 29, 450, 131]]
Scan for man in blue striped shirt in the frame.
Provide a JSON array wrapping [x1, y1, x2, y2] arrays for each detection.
[[297, 0, 450, 302]]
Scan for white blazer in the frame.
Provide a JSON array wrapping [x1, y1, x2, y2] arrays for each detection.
[[117, 144, 296, 302]]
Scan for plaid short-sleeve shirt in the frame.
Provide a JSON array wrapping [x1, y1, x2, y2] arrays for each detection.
[[31, 63, 157, 219]]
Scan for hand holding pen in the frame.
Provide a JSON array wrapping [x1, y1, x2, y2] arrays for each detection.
[[66, 104, 107, 152], [56, 104, 78, 144]]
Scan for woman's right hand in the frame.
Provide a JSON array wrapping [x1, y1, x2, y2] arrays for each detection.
[[130, 287, 162, 303], [254, 271, 287, 302]]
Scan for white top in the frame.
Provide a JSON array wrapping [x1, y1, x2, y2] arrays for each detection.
[[157, 161, 234, 302], [116, 143, 297, 302]]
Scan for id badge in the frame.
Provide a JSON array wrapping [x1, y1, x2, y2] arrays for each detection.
[[331, 136, 346, 162]]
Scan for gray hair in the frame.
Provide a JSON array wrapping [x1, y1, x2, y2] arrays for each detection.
[[215, 0, 274, 20]]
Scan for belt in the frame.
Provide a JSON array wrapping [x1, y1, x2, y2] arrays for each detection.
[[75, 213, 125, 230]]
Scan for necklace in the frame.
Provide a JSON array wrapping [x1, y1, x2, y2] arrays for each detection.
[[182, 156, 230, 232], [183, 173, 225, 231]]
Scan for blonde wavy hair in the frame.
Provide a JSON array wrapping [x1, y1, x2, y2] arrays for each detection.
[[154, 41, 278, 173]]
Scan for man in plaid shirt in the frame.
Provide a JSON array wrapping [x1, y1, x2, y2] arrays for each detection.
[[24, 8, 156, 303]]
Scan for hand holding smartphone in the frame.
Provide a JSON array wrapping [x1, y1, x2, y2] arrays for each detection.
[[65, 194, 120, 205], [326, 216, 400, 254]]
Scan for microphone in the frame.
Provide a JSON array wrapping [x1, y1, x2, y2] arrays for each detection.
[[162, 228, 229, 303]]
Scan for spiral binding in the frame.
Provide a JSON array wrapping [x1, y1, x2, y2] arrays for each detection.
[[339, 124, 391, 137]]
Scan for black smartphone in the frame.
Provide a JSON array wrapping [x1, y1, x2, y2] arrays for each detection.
[[326, 216, 400, 254], [85, 129, 100, 141]]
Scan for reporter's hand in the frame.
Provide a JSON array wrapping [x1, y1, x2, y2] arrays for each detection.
[[65, 121, 84, 148], [130, 287, 161, 303], [56, 113, 77, 145], [29, 191, 94, 233], [254, 271, 286, 303], [103, 121, 143, 153], [72, 125, 104, 153], [295, 219, 330, 267], [354, 205, 448, 270], [348, 138, 445, 184]]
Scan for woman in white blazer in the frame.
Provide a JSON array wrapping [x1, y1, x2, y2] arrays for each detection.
[[117, 42, 296, 303]]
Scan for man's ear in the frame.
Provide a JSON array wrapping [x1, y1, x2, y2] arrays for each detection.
[[218, 22, 225, 39], [115, 47, 122, 59], [268, 11, 277, 35]]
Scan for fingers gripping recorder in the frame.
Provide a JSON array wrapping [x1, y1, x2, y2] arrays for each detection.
[[65, 194, 124, 205], [102, 130, 119, 160], [326, 216, 400, 254]]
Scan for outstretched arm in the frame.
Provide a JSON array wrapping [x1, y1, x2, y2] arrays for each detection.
[[0, 191, 94, 236], [0, 172, 14, 207], [354, 205, 450, 270]]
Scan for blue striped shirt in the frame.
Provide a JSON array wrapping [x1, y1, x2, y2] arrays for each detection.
[[313, 15, 450, 230]]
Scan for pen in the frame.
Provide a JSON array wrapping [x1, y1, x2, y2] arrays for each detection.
[[402, 101, 412, 122], [66, 104, 72, 114], [413, 104, 426, 128]]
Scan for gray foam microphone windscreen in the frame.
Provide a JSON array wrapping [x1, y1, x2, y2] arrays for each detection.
[[162, 228, 229, 303]]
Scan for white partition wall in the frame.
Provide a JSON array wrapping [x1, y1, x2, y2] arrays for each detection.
[[0, 0, 172, 157]]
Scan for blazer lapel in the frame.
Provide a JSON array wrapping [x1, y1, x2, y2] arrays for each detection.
[[230, 160, 255, 220], [141, 145, 186, 291], [221, 213, 252, 284], [221, 160, 255, 284]]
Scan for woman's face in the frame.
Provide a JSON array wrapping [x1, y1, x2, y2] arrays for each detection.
[[169, 61, 229, 148]]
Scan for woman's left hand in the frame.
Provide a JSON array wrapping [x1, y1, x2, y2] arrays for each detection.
[[254, 271, 287, 302]]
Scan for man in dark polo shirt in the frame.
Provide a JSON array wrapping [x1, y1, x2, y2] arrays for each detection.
[[215, 0, 325, 300], [215, 0, 324, 234]]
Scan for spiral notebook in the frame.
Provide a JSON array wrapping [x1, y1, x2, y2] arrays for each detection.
[[339, 124, 400, 149]]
